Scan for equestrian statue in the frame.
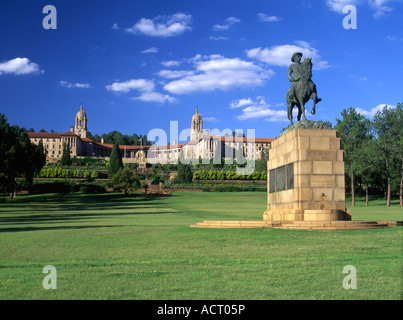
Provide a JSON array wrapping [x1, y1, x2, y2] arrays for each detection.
[[286, 52, 321, 125]]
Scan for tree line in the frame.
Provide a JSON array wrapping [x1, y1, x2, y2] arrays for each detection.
[[0, 114, 46, 199], [87, 131, 151, 146], [21, 127, 151, 147], [335, 104, 402, 206]]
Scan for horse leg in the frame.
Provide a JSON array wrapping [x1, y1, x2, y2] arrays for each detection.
[[287, 92, 294, 125], [310, 92, 317, 115], [287, 103, 294, 125], [297, 98, 306, 121]]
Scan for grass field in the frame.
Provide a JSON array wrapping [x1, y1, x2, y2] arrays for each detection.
[[0, 191, 402, 300]]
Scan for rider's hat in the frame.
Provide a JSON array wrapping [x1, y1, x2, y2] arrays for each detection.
[[291, 52, 303, 62]]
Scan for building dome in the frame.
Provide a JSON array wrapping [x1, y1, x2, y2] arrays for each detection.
[[192, 107, 202, 121], [75, 104, 87, 138], [76, 105, 86, 118], [191, 107, 203, 141]]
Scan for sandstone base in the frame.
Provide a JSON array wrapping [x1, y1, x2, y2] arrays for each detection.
[[264, 128, 351, 222], [190, 220, 402, 231]]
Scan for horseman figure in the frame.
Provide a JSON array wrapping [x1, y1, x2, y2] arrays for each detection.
[[286, 52, 321, 125]]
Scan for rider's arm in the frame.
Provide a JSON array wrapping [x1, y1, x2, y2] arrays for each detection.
[[287, 65, 294, 82]]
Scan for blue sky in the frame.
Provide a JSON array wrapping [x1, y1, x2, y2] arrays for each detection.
[[0, 0, 402, 143]]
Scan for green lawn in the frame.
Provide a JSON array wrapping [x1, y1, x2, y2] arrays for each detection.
[[0, 191, 402, 300]]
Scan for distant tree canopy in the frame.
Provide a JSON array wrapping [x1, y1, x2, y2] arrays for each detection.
[[336, 103, 402, 207], [87, 130, 151, 146], [0, 114, 46, 198]]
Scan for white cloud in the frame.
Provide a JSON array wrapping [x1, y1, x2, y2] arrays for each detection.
[[327, 0, 394, 18], [106, 78, 175, 103], [141, 47, 159, 54], [230, 98, 254, 109], [112, 23, 119, 30], [209, 36, 228, 41], [233, 96, 288, 122], [356, 104, 396, 117], [163, 54, 274, 95], [106, 79, 155, 93], [158, 69, 195, 79], [0, 57, 42, 75], [386, 35, 403, 41], [246, 41, 330, 70], [257, 13, 282, 22], [203, 117, 218, 122], [212, 17, 241, 31], [327, 0, 360, 13], [161, 60, 181, 67], [133, 91, 177, 103], [368, 0, 393, 18], [60, 81, 91, 89], [126, 13, 192, 37]]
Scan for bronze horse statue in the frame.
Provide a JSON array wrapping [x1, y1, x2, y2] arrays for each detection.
[[286, 53, 321, 125]]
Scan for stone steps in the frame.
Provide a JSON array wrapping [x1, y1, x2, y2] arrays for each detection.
[[190, 220, 402, 231]]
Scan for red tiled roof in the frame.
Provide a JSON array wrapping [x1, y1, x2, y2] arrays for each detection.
[[150, 143, 187, 150], [27, 131, 79, 138], [61, 131, 79, 136], [26, 132, 62, 138], [203, 135, 274, 143], [87, 140, 151, 150]]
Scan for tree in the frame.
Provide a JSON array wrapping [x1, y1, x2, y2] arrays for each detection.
[[110, 167, 140, 195], [61, 143, 72, 166], [355, 138, 380, 206], [108, 143, 123, 178], [177, 160, 193, 183], [371, 104, 403, 206], [0, 114, 46, 199], [335, 108, 371, 206]]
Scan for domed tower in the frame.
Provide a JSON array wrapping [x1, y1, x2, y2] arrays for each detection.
[[191, 107, 203, 141], [74, 105, 87, 138]]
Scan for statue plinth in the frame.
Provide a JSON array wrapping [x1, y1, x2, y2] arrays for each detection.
[[263, 128, 351, 222]]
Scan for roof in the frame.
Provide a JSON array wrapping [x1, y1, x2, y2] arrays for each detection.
[[90, 140, 151, 150], [27, 131, 79, 138], [27, 132, 62, 138], [61, 131, 79, 136], [27, 132, 273, 150], [203, 135, 275, 143]]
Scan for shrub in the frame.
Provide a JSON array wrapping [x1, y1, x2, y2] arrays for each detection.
[[79, 184, 106, 194]]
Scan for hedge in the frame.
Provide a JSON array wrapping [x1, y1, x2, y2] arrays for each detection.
[[34, 168, 100, 179], [193, 169, 266, 181]]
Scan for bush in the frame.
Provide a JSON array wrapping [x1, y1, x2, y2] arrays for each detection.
[[79, 184, 106, 194], [31, 181, 74, 194], [109, 167, 140, 194], [177, 161, 193, 183]]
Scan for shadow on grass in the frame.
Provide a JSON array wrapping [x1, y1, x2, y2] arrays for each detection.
[[0, 193, 182, 232], [0, 224, 127, 233], [0, 193, 177, 214]]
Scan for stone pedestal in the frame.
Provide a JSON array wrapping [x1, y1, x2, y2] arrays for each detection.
[[263, 129, 351, 222]]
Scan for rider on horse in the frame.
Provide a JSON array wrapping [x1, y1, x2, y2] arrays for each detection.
[[287, 52, 321, 106]]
